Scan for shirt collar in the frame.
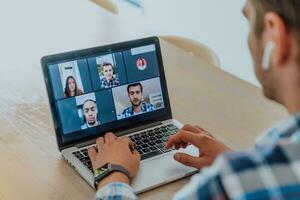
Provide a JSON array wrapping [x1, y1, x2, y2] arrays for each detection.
[[255, 112, 300, 148]]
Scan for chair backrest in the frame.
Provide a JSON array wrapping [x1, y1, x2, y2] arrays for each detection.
[[91, 0, 119, 15], [160, 36, 220, 67]]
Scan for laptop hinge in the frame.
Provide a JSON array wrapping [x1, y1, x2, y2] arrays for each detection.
[[75, 121, 163, 148], [116, 121, 163, 137], [76, 139, 97, 149]]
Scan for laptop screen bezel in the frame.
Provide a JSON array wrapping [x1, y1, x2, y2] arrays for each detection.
[[41, 37, 172, 151]]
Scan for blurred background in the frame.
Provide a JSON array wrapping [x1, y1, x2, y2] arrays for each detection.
[[0, 0, 256, 104]]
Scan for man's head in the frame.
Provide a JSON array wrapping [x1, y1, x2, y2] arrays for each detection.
[[101, 62, 115, 81], [82, 99, 98, 126], [244, 0, 300, 104], [127, 83, 143, 107]]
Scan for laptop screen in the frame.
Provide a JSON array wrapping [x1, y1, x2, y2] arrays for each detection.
[[42, 38, 171, 148]]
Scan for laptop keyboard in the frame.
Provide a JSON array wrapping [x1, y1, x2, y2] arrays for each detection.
[[72, 124, 179, 172]]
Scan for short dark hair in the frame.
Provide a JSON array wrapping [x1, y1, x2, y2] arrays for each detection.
[[127, 82, 143, 93], [82, 99, 96, 107], [251, 0, 300, 39], [101, 62, 113, 68]]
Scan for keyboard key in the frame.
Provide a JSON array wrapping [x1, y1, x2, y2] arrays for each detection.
[[135, 136, 142, 141], [142, 139, 150, 143], [135, 146, 142, 151], [83, 161, 90, 166], [134, 141, 142, 145], [142, 148, 150, 153], [150, 146, 157, 151], [155, 135, 163, 139], [148, 141, 156, 146], [137, 149, 143, 154], [149, 137, 156, 141], [141, 144, 149, 148], [141, 135, 148, 139], [79, 157, 90, 163], [141, 150, 162, 160], [74, 154, 83, 159], [155, 139, 163, 144], [81, 149, 88, 153]]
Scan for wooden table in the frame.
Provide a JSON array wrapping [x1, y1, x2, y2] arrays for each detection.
[[0, 40, 287, 200]]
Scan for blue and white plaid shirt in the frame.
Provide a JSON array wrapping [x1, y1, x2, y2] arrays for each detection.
[[100, 76, 120, 89], [120, 102, 155, 119], [95, 113, 300, 200]]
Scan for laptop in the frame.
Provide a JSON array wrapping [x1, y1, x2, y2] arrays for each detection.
[[41, 37, 198, 194]]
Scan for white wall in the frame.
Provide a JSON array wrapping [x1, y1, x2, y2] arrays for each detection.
[[0, 0, 259, 103]]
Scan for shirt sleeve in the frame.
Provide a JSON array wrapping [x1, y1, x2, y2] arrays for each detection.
[[95, 182, 137, 200]]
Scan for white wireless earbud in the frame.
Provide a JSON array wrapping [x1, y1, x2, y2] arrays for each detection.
[[262, 42, 275, 71]]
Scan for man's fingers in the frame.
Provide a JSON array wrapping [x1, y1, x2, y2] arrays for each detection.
[[88, 147, 97, 163], [96, 137, 104, 148], [173, 153, 203, 169], [133, 149, 141, 161], [120, 136, 134, 151], [194, 125, 207, 132], [104, 132, 117, 144], [182, 124, 201, 133], [166, 130, 202, 149], [195, 125, 214, 138]]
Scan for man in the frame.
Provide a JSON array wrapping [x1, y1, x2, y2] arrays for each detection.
[[89, 0, 300, 199], [99, 62, 120, 89], [120, 82, 155, 119], [81, 99, 100, 129]]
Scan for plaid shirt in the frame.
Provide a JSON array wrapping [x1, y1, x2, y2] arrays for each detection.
[[100, 76, 120, 89], [120, 102, 155, 119], [95, 113, 300, 200]]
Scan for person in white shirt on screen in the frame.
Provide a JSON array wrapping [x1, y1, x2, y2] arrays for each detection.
[[81, 99, 100, 129]]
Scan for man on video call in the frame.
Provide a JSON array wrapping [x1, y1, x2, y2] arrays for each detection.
[[81, 99, 100, 129], [99, 62, 120, 89], [120, 82, 155, 119], [89, 0, 300, 199]]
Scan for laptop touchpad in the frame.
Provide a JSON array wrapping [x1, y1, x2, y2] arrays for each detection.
[[132, 145, 198, 193]]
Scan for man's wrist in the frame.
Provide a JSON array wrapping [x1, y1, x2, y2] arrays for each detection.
[[97, 171, 130, 190]]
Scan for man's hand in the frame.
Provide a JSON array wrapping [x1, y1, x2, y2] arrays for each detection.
[[165, 124, 232, 169], [88, 132, 140, 190]]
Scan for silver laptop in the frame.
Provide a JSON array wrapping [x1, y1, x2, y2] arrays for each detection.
[[41, 37, 198, 194]]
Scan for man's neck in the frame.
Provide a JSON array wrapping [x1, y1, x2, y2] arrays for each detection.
[[87, 121, 98, 127], [278, 64, 300, 114], [283, 90, 300, 114], [133, 104, 142, 113]]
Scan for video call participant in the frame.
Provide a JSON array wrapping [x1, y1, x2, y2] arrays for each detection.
[[99, 62, 120, 89], [64, 76, 84, 97], [120, 82, 155, 119], [136, 58, 147, 70], [81, 99, 100, 129]]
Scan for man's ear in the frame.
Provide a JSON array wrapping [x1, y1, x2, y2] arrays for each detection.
[[263, 12, 290, 68]]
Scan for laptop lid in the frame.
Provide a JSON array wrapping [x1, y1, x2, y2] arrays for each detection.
[[41, 37, 172, 151]]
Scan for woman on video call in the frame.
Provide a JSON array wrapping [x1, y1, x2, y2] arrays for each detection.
[[64, 76, 84, 97]]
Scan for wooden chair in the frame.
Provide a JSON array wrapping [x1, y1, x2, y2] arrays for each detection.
[[91, 0, 119, 15], [160, 35, 220, 67]]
